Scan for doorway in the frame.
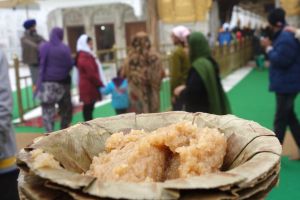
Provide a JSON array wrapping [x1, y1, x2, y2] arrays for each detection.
[[95, 24, 115, 62], [66, 26, 85, 54], [125, 21, 147, 46]]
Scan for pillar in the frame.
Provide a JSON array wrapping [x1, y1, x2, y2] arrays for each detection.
[[146, 0, 159, 50]]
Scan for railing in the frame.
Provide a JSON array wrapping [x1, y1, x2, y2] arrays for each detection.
[[95, 38, 252, 76], [13, 56, 39, 123], [213, 38, 253, 77], [13, 38, 253, 124], [96, 43, 174, 71]]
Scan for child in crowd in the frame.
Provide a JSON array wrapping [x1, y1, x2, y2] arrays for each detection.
[[101, 69, 129, 115]]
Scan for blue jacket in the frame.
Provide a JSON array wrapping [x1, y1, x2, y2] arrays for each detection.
[[218, 32, 232, 46], [268, 31, 300, 93], [101, 80, 129, 109]]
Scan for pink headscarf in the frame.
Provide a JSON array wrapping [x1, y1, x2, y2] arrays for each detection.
[[172, 26, 191, 44]]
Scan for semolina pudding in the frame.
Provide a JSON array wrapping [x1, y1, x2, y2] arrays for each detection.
[[30, 149, 62, 170], [86, 122, 227, 182]]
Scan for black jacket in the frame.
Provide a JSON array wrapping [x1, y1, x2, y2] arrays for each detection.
[[182, 67, 209, 113]]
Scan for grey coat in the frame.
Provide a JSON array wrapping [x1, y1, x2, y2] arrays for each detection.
[[0, 49, 17, 173], [21, 31, 44, 65]]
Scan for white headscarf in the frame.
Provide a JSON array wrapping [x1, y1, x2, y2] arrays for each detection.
[[222, 23, 230, 31], [172, 26, 191, 44], [76, 34, 107, 85]]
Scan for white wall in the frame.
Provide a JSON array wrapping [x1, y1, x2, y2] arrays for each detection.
[[52, 2, 146, 61], [230, 6, 266, 30], [275, 0, 281, 8], [0, 0, 144, 62], [209, 0, 220, 41], [286, 16, 300, 27]]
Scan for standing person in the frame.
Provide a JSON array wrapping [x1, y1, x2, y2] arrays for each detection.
[[174, 32, 231, 115], [218, 23, 232, 46], [21, 19, 44, 89], [253, 29, 265, 70], [236, 30, 243, 42], [261, 8, 300, 149], [0, 49, 19, 200], [170, 26, 190, 111], [232, 20, 243, 42], [101, 69, 129, 115], [36, 27, 73, 132], [76, 35, 105, 121], [123, 32, 164, 113], [206, 32, 215, 48]]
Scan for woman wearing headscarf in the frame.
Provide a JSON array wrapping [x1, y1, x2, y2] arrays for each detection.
[[174, 32, 231, 114], [170, 26, 190, 111], [123, 32, 164, 113], [37, 27, 73, 132], [76, 35, 105, 121]]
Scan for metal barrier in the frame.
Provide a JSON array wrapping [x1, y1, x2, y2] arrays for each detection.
[[13, 38, 253, 123], [95, 44, 173, 70], [213, 38, 253, 77], [13, 56, 39, 123], [95, 38, 252, 75]]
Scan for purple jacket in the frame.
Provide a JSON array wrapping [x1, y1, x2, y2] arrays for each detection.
[[37, 28, 73, 90]]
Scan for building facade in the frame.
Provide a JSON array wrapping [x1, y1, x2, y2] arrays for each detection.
[[0, 0, 144, 61], [0, 0, 277, 62]]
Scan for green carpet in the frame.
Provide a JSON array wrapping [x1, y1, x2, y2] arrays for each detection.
[[228, 68, 300, 130], [14, 103, 116, 133], [269, 157, 300, 200], [14, 79, 171, 133], [227, 68, 300, 199], [12, 86, 39, 120]]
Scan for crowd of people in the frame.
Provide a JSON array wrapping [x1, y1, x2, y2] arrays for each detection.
[[17, 7, 300, 154], [215, 21, 278, 70], [18, 20, 232, 133], [21, 17, 294, 135]]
